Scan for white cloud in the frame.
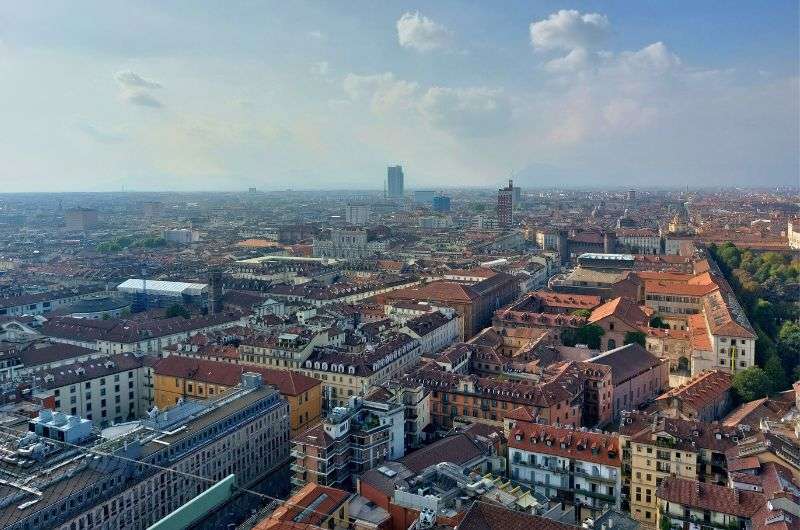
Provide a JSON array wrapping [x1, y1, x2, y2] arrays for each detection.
[[418, 86, 511, 137], [120, 89, 163, 108], [115, 71, 162, 89], [544, 48, 594, 73], [310, 61, 329, 76], [115, 71, 163, 108], [530, 10, 610, 52], [342, 72, 418, 113], [308, 30, 325, 40], [617, 42, 681, 73], [397, 12, 453, 52]]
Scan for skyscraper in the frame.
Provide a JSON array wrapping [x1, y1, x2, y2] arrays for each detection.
[[387, 165, 404, 198], [497, 179, 514, 229]]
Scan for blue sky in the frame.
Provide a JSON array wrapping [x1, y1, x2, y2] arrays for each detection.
[[0, 1, 797, 191]]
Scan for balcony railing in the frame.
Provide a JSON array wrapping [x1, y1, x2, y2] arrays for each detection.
[[577, 489, 616, 503], [574, 468, 618, 484], [511, 459, 568, 474]]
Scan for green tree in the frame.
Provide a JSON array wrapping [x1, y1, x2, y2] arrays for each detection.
[[659, 513, 672, 530], [649, 316, 670, 329], [165, 304, 190, 319], [572, 309, 592, 318], [764, 354, 788, 392], [732, 367, 772, 402], [575, 324, 605, 350], [624, 331, 647, 347]]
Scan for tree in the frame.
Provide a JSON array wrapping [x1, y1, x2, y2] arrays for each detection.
[[575, 324, 605, 350], [732, 367, 772, 402], [572, 309, 592, 318], [659, 513, 672, 530], [764, 354, 788, 392], [165, 304, 190, 319], [649, 316, 670, 329], [624, 331, 647, 347]]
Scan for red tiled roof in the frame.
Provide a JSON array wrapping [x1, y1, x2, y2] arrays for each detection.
[[509, 422, 621, 467], [656, 477, 764, 517], [589, 297, 648, 328], [264, 483, 350, 527], [459, 500, 577, 530], [656, 370, 732, 411], [154, 355, 319, 396]]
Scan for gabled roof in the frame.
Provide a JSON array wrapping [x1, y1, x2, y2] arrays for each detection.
[[589, 297, 648, 328], [459, 500, 577, 530], [656, 370, 732, 411], [154, 355, 320, 396], [656, 477, 764, 517], [588, 343, 664, 385]]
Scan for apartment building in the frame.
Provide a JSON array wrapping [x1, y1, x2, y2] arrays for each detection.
[[401, 364, 583, 432], [654, 370, 733, 422], [399, 310, 460, 356], [616, 228, 662, 255], [656, 477, 765, 530], [32, 353, 153, 427], [237, 328, 337, 370], [507, 421, 622, 516], [152, 355, 322, 434], [619, 411, 741, 527], [382, 272, 519, 340], [291, 395, 404, 489], [42, 311, 247, 354], [588, 344, 668, 422], [1, 373, 290, 530], [298, 334, 422, 409], [0, 286, 104, 317]]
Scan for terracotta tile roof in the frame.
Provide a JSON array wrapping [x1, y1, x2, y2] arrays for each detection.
[[624, 411, 741, 453], [688, 314, 713, 351], [722, 396, 795, 429], [589, 297, 648, 328], [445, 267, 497, 278], [154, 355, 320, 396], [459, 500, 578, 530], [263, 483, 350, 528], [389, 280, 479, 302], [645, 279, 718, 296], [656, 370, 732, 411], [702, 290, 756, 338], [400, 432, 492, 473], [509, 422, 621, 468], [530, 291, 602, 310], [656, 477, 765, 517]]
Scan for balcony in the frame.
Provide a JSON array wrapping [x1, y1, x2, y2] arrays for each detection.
[[574, 468, 618, 484], [577, 489, 616, 504], [665, 512, 740, 530], [512, 459, 568, 474], [290, 449, 304, 459], [290, 476, 306, 486], [290, 463, 305, 472]]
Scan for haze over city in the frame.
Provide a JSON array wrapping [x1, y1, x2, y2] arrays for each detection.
[[0, 4, 799, 530], [1, 1, 798, 192]]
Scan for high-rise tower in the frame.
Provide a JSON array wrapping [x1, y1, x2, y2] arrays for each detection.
[[497, 179, 514, 229], [387, 165, 404, 198]]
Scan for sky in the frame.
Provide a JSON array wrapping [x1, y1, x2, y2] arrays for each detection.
[[0, 1, 798, 192]]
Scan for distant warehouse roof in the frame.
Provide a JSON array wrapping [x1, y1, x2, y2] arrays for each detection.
[[117, 279, 208, 297]]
